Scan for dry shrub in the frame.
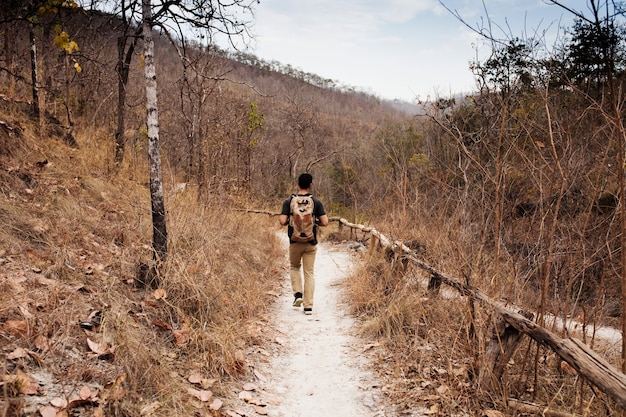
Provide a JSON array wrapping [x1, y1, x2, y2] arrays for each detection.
[[346, 252, 407, 316]]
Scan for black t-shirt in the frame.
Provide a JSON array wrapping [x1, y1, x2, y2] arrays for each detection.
[[281, 194, 326, 244]]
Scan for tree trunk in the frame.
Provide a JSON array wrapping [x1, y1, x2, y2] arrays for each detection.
[[142, 0, 167, 263], [114, 26, 139, 165], [114, 35, 128, 164], [29, 23, 41, 124]]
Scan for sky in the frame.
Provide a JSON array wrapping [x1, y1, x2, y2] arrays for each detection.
[[239, 0, 593, 102]]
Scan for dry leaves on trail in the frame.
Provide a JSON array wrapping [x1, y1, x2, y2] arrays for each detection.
[[86, 338, 116, 359], [242, 382, 257, 391], [209, 398, 223, 410], [3, 319, 28, 337], [238, 390, 253, 402], [3, 370, 40, 395], [187, 387, 213, 402], [38, 405, 58, 417], [187, 373, 216, 390]]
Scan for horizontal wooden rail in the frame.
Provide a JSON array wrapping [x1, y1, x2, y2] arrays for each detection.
[[329, 216, 626, 410]]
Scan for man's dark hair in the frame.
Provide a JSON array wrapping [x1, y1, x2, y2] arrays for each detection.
[[298, 173, 313, 189]]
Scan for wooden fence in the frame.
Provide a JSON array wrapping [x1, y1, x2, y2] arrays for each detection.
[[328, 216, 626, 411]]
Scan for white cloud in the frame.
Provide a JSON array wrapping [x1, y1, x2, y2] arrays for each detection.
[[237, 0, 589, 101]]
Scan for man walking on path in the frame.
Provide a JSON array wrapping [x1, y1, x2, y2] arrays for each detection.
[[279, 173, 329, 315]]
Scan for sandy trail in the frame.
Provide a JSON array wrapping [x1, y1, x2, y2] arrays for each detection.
[[232, 240, 392, 417]]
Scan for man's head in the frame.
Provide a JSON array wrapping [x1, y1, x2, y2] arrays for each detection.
[[298, 173, 313, 190]]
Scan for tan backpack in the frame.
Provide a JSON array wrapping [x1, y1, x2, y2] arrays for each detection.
[[289, 194, 315, 242]]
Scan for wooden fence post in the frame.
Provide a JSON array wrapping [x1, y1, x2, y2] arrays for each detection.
[[369, 234, 379, 254], [427, 273, 442, 296], [479, 310, 534, 393]]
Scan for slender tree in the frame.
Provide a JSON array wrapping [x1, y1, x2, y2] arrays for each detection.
[[123, 0, 257, 263]]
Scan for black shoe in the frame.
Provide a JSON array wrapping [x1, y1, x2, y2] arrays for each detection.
[[304, 308, 312, 315], [292, 292, 303, 307]]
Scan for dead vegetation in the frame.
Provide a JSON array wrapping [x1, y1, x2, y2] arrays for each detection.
[[0, 102, 284, 416], [338, 219, 624, 416]]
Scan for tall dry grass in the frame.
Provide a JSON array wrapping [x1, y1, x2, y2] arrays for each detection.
[[341, 205, 621, 416], [0, 105, 285, 415]]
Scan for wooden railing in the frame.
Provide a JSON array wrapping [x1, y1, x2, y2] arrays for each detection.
[[329, 216, 626, 411]]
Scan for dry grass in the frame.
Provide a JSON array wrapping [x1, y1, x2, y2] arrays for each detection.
[[0, 103, 284, 416], [340, 209, 623, 416]]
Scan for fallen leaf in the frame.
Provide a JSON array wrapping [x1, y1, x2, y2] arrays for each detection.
[[3, 320, 28, 337], [172, 329, 190, 346], [188, 373, 203, 384], [50, 397, 68, 408], [140, 401, 161, 415], [238, 390, 253, 402], [38, 405, 58, 417], [16, 370, 38, 395], [249, 398, 266, 406], [225, 411, 242, 417], [187, 388, 212, 402], [8, 347, 27, 360], [209, 398, 223, 410], [254, 405, 268, 415], [35, 335, 50, 352], [86, 338, 114, 356], [102, 373, 127, 401], [79, 385, 93, 400], [152, 319, 171, 331], [242, 382, 257, 391], [435, 384, 449, 395], [483, 410, 504, 417], [153, 288, 166, 300], [424, 404, 439, 415]]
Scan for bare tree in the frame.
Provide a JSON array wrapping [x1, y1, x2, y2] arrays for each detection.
[[123, 0, 257, 263]]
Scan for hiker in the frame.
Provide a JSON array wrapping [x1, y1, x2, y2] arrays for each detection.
[[279, 173, 329, 315]]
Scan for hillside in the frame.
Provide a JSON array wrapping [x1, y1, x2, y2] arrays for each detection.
[[0, 97, 289, 416]]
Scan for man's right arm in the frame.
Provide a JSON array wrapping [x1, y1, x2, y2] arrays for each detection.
[[279, 198, 290, 226]]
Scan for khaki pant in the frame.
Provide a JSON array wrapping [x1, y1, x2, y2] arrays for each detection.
[[289, 242, 317, 309]]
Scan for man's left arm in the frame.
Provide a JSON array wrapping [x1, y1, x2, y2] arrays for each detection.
[[317, 214, 329, 227], [315, 199, 329, 227]]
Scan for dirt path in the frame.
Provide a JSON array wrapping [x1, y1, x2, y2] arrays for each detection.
[[228, 239, 394, 417]]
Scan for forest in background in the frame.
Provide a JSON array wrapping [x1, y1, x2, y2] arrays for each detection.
[[2, 0, 626, 415]]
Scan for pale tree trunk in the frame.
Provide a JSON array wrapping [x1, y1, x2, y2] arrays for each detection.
[[142, 0, 168, 262], [29, 22, 41, 124]]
